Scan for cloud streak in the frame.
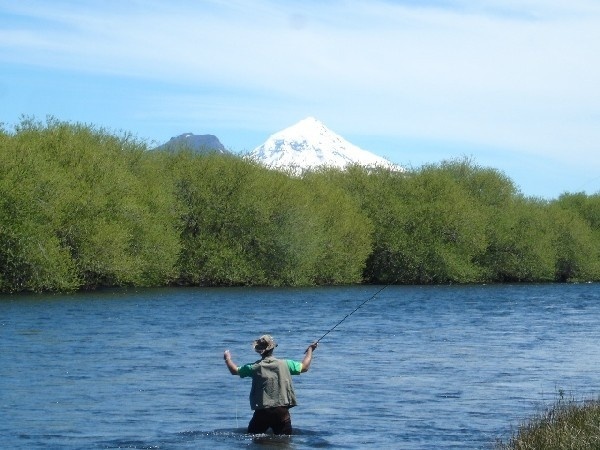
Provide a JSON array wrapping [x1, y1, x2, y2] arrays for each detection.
[[1, 0, 599, 196]]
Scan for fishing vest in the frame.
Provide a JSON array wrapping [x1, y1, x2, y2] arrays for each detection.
[[248, 357, 298, 410]]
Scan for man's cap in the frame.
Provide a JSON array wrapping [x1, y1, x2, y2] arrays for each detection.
[[253, 335, 277, 354]]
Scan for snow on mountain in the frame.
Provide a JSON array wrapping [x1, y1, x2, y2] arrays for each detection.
[[249, 117, 401, 173]]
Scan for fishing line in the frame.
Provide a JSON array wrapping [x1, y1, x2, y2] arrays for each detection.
[[311, 284, 391, 346]]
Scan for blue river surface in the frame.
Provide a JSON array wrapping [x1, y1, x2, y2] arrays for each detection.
[[1, 283, 600, 449]]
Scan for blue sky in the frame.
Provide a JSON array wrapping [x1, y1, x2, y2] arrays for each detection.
[[1, 0, 599, 199]]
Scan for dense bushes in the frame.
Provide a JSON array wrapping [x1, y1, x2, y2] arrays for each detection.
[[316, 159, 600, 284], [0, 118, 599, 292], [0, 118, 180, 291], [167, 151, 372, 286]]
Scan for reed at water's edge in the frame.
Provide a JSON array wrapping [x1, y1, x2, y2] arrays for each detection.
[[496, 393, 600, 450]]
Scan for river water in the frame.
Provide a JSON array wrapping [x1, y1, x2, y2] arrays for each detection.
[[1, 283, 600, 449]]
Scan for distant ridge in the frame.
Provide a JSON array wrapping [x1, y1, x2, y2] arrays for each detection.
[[154, 133, 229, 154], [249, 117, 400, 173]]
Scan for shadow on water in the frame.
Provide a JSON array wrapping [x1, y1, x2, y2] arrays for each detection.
[[181, 428, 334, 449], [100, 428, 334, 450]]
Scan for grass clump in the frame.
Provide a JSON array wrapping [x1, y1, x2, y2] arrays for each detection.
[[497, 393, 600, 450]]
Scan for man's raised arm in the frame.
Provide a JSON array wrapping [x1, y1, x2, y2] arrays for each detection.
[[301, 342, 318, 373]]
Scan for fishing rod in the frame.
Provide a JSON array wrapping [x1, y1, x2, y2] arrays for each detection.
[[309, 283, 392, 349]]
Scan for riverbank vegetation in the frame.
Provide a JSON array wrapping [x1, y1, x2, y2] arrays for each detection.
[[496, 394, 600, 450], [1, 117, 599, 292]]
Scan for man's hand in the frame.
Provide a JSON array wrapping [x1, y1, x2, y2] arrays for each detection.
[[224, 349, 231, 360], [306, 342, 318, 353]]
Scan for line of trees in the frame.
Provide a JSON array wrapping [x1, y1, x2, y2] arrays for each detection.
[[1, 117, 598, 293]]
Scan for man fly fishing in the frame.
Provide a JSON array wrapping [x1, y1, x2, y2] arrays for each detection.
[[224, 335, 318, 435]]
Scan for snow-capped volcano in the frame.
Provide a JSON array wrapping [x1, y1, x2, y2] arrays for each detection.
[[249, 117, 400, 173]]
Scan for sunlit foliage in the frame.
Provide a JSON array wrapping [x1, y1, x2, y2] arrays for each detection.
[[0, 117, 179, 291], [0, 120, 599, 293]]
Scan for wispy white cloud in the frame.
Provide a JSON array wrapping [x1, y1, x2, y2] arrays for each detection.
[[1, 0, 599, 196]]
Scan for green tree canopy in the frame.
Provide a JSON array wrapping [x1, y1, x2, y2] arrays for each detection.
[[1, 119, 599, 292]]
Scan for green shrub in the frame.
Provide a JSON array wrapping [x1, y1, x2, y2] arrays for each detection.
[[1, 118, 599, 292]]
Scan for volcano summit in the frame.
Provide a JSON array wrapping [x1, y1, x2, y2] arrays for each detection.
[[249, 117, 400, 173]]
